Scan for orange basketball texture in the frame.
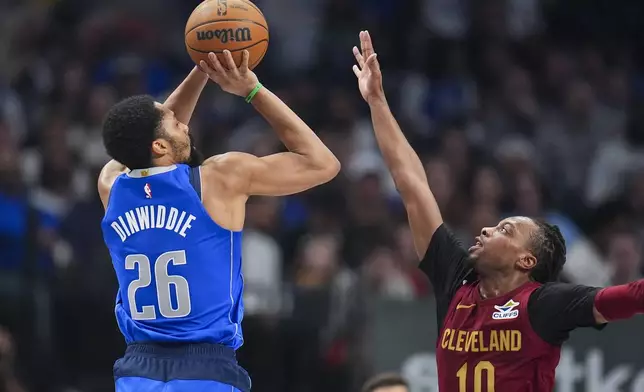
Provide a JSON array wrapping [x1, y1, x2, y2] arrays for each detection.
[[185, 0, 269, 70]]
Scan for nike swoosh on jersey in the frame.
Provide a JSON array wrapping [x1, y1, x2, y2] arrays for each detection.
[[456, 303, 476, 310]]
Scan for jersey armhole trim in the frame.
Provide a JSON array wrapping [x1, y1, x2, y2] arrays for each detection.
[[189, 166, 203, 202]]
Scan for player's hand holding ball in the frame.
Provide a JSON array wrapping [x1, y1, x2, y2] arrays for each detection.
[[200, 50, 259, 97], [353, 30, 385, 105]]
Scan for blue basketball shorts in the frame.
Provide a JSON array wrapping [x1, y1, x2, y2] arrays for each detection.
[[113, 343, 251, 392], [116, 377, 242, 392]]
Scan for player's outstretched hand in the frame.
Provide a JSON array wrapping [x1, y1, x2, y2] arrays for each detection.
[[200, 50, 259, 97], [353, 30, 385, 104]]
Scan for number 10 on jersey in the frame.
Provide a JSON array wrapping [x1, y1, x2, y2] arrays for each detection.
[[457, 361, 495, 392], [126, 250, 192, 320]]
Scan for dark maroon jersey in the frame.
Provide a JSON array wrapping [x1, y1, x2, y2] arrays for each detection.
[[420, 224, 604, 392]]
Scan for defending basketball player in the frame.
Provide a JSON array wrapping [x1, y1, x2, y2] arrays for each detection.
[[98, 50, 340, 392], [353, 30, 644, 391]]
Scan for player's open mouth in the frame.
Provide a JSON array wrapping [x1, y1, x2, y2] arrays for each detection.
[[468, 238, 483, 253]]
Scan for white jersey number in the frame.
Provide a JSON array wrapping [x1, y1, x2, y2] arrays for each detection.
[[125, 250, 192, 320]]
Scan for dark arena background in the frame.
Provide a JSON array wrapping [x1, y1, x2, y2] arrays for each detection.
[[2, 0, 644, 391]]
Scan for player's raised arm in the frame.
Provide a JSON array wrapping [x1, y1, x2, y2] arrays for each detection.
[[352, 31, 442, 260], [162, 67, 209, 125], [200, 50, 340, 196], [98, 160, 128, 209]]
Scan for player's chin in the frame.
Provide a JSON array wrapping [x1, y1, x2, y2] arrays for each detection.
[[468, 243, 483, 256]]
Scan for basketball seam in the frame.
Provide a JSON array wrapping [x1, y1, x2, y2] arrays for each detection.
[[249, 43, 268, 68], [237, 0, 265, 18], [185, 18, 268, 36], [186, 39, 269, 54]]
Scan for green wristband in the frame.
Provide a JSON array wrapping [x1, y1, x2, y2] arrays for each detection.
[[245, 82, 263, 103]]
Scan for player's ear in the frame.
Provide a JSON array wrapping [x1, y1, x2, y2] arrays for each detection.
[[517, 253, 537, 271], [151, 138, 169, 157]]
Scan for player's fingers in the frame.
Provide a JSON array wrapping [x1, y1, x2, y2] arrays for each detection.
[[366, 53, 379, 71], [363, 30, 374, 57], [352, 64, 361, 78], [223, 50, 237, 73], [199, 60, 215, 76], [240, 50, 250, 73], [208, 53, 226, 74], [353, 46, 365, 69]]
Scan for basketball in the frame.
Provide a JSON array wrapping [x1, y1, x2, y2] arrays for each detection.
[[185, 0, 269, 70]]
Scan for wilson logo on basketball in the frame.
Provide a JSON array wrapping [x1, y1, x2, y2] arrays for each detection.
[[196, 28, 252, 43], [217, 0, 227, 16]]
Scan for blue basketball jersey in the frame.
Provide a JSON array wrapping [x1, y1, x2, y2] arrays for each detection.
[[101, 164, 244, 349]]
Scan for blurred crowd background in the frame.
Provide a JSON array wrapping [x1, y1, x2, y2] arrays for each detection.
[[2, 0, 644, 391]]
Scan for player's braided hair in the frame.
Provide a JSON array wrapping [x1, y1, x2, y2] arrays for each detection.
[[102, 95, 163, 170], [528, 219, 566, 283]]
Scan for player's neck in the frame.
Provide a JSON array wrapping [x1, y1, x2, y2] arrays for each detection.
[[478, 274, 531, 300], [152, 156, 178, 167]]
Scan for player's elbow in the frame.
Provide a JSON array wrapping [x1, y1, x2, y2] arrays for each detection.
[[328, 156, 342, 178], [309, 149, 341, 178], [317, 156, 341, 183]]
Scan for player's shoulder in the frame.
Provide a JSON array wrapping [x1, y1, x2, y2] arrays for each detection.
[[200, 152, 256, 194], [528, 281, 600, 310], [530, 281, 595, 298], [202, 152, 257, 173]]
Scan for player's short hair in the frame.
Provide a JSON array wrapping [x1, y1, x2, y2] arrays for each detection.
[[361, 373, 409, 392], [102, 95, 163, 169], [528, 219, 566, 283]]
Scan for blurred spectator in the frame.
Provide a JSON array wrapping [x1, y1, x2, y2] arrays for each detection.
[[606, 229, 643, 285], [0, 329, 27, 392], [536, 78, 623, 198], [362, 246, 415, 301], [586, 103, 644, 206], [285, 234, 361, 392]]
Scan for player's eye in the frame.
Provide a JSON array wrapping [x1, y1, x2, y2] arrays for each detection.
[[499, 227, 507, 234]]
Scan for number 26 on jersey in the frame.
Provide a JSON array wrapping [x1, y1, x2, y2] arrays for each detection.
[[126, 250, 192, 320]]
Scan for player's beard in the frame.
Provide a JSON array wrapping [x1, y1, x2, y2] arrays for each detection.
[[168, 133, 202, 167], [187, 133, 204, 167]]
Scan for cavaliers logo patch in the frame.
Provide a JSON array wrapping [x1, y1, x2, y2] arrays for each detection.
[[492, 299, 519, 320], [217, 0, 228, 16]]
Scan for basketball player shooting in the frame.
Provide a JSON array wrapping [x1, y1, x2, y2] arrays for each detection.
[[98, 50, 340, 392], [352, 30, 644, 391]]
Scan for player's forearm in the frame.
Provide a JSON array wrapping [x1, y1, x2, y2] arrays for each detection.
[[594, 279, 644, 323], [251, 87, 340, 172], [367, 99, 428, 196], [163, 67, 209, 125]]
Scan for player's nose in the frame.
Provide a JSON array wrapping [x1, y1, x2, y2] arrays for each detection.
[[481, 227, 490, 237]]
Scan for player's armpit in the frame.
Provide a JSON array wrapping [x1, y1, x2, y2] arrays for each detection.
[[593, 280, 644, 323], [419, 224, 471, 296], [206, 151, 340, 197], [98, 160, 128, 209]]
